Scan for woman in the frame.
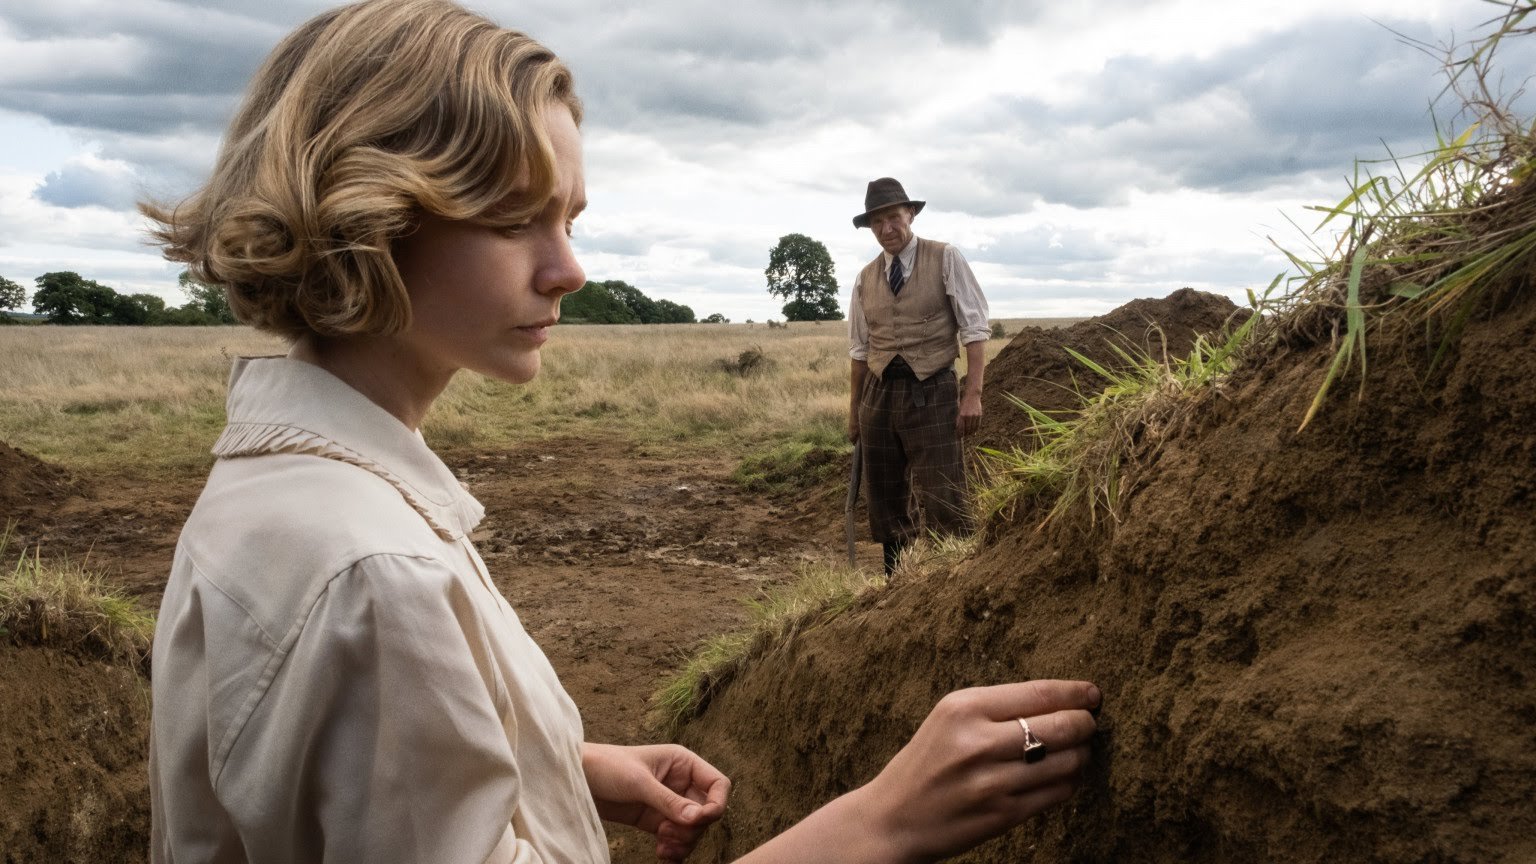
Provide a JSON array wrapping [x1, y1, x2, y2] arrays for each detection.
[[144, 1, 1101, 861]]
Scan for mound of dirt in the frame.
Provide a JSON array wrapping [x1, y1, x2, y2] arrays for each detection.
[[0, 645, 150, 863], [674, 284, 1536, 860], [0, 441, 85, 526], [975, 288, 1248, 454]]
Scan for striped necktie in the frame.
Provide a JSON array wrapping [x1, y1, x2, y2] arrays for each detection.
[[889, 256, 905, 294]]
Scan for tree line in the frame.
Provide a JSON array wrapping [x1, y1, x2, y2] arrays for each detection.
[[3, 230, 850, 326], [0, 272, 715, 326], [0, 271, 236, 326], [561, 279, 697, 324]]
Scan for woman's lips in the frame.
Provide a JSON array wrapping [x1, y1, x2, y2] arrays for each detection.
[[516, 321, 554, 344]]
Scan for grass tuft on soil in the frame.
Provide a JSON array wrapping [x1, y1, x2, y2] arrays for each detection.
[[650, 558, 885, 737], [974, 313, 1257, 529], [1264, 7, 1536, 429], [0, 525, 155, 672]]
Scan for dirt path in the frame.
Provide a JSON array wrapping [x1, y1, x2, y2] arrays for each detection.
[[10, 434, 869, 862], [447, 437, 865, 744]]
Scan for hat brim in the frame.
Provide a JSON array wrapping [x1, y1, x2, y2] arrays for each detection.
[[853, 200, 925, 229]]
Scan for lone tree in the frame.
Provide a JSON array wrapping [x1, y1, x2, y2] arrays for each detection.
[[765, 233, 842, 322]]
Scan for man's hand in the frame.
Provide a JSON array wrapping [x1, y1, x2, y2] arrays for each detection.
[[957, 390, 983, 437], [582, 742, 730, 863]]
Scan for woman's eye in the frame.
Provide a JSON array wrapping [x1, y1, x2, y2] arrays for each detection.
[[501, 223, 530, 236]]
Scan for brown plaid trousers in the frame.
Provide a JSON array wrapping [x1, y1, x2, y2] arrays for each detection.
[[857, 365, 972, 544]]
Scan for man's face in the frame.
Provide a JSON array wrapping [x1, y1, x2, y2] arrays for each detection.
[[867, 204, 915, 256]]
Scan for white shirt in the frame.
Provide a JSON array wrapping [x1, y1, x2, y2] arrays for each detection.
[[150, 357, 608, 864], [847, 235, 992, 360]]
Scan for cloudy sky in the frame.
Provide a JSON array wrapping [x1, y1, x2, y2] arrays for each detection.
[[0, 0, 1529, 322]]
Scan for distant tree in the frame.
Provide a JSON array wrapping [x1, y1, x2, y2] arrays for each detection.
[[559, 279, 693, 324], [702, 313, 729, 324], [113, 293, 168, 325], [32, 272, 120, 324], [0, 276, 25, 311], [562, 281, 638, 323], [0, 276, 24, 324], [652, 298, 696, 324], [603, 280, 659, 323], [765, 233, 841, 322], [178, 270, 236, 324]]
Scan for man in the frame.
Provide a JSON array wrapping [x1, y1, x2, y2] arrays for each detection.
[[848, 177, 990, 575]]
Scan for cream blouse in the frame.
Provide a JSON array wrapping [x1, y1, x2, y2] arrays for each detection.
[[150, 357, 609, 863]]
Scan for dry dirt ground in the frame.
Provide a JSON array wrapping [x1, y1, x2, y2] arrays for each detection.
[[0, 290, 1251, 862], [1, 434, 876, 863]]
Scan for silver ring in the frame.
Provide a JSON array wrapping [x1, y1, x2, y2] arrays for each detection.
[[1017, 717, 1048, 763]]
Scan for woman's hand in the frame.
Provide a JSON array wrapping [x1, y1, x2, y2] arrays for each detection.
[[858, 679, 1101, 862], [581, 742, 731, 862], [739, 679, 1100, 864]]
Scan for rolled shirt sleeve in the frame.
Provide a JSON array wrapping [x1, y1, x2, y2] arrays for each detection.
[[848, 274, 870, 361], [943, 245, 991, 345]]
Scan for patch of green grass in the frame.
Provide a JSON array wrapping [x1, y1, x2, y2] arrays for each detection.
[[0, 525, 155, 672], [975, 314, 1257, 528], [730, 417, 852, 495], [650, 559, 885, 736]]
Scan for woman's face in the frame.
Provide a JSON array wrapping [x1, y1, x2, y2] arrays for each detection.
[[392, 103, 587, 386]]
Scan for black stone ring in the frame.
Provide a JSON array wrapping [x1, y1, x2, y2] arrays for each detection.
[[1017, 717, 1049, 763]]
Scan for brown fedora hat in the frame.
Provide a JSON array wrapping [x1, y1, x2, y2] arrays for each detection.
[[853, 177, 926, 228]]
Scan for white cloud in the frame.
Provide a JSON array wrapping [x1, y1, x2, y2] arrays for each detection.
[[0, 0, 1524, 321]]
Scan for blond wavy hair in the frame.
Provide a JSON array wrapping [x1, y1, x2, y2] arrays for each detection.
[[142, 0, 582, 339]]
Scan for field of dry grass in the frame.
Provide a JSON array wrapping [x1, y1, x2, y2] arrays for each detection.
[[0, 319, 1072, 477]]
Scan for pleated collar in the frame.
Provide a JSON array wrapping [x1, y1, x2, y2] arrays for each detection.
[[211, 356, 484, 541]]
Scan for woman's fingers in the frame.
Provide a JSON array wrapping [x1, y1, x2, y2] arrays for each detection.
[[959, 679, 1102, 723], [958, 740, 1093, 802], [1003, 779, 1082, 821], [985, 708, 1099, 762]]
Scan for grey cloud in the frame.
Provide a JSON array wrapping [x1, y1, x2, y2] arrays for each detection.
[[0, 2, 288, 141], [1120, 249, 1284, 291], [720, 235, 783, 270], [921, 14, 1490, 215], [575, 229, 657, 257], [33, 161, 142, 210], [3, 91, 239, 139], [967, 226, 1125, 269]]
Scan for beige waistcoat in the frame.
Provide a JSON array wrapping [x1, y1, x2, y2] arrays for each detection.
[[859, 237, 959, 380]]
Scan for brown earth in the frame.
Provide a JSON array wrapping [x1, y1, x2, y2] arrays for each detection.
[[0, 434, 883, 863], [6, 284, 1456, 860], [674, 283, 1536, 861], [0, 441, 85, 527], [0, 648, 152, 864], [973, 287, 1249, 455]]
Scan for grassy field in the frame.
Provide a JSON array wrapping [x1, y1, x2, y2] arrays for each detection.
[[0, 319, 1076, 477]]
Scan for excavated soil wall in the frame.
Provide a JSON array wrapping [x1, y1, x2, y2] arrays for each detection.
[[676, 284, 1536, 862]]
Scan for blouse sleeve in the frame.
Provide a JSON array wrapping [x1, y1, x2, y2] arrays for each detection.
[[215, 553, 549, 864]]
